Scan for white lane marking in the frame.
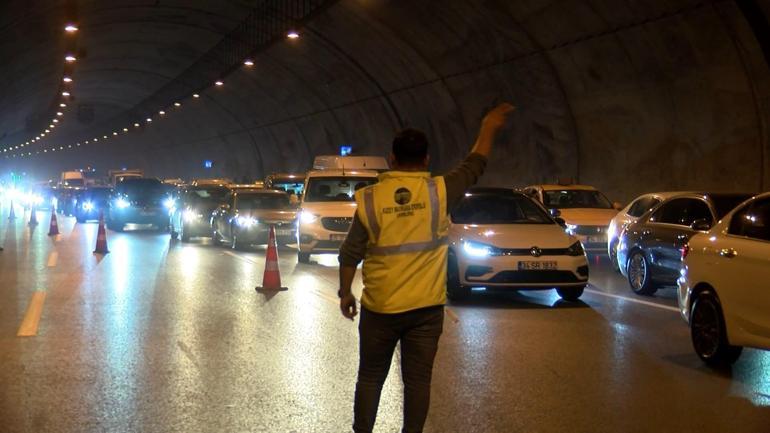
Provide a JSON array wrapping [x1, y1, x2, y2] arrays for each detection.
[[47, 251, 58, 267], [585, 288, 679, 312], [445, 307, 460, 323], [17, 291, 47, 337]]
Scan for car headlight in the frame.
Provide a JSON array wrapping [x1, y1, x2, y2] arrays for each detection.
[[463, 241, 497, 258], [183, 209, 202, 222], [236, 216, 258, 227], [566, 241, 585, 256], [116, 198, 130, 209], [300, 211, 319, 224], [82, 201, 94, 211], [163, 198, 176, 210]]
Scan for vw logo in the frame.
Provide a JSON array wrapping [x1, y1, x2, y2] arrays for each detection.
[[530, 247, 542, 257]]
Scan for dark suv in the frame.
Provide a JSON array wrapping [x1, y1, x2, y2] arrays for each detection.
[[107, 178, 171, 232]]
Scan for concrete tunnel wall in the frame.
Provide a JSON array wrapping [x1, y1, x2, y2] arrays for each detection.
[[5, 0, 770, 203]]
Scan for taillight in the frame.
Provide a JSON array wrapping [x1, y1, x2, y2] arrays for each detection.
[[681, 244, 690, 260]]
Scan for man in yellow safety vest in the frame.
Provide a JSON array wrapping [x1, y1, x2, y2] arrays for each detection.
[[338, 103, 515, 433]]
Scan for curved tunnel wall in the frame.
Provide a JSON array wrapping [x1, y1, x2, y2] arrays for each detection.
[[8, 0, 770, 203]]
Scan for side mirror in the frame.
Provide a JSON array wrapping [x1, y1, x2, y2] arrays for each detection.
[[549, 208, 561, 218], [613, 202, 623, 211], [554, 217, 567, 228], [690, 218, 712, 231]]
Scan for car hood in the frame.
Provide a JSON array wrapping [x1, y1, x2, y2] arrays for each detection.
[[450, 223, 577, 248], [240, 209, 298, 223], [300, 201, 358, 218], [558, 209, 618, 226]]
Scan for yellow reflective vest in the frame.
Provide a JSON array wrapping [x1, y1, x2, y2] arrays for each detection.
[[354, 171, 450, 313]]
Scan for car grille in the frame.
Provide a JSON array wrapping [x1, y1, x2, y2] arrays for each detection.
[[487, 270, 581, 284], [498, 247, 569, 256], [322, 217, 353, 232], [572, 225, 607, 236]]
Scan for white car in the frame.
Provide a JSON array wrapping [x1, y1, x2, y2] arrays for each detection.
[[448, 188, 589, 301], [607, 191, 689, 270], [297, 169, 378, 263], [678, 193, 770, 366], [522, 184, 621, 251]]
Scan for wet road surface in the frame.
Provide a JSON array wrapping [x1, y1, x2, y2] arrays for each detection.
[[1, 203, 769, 432]]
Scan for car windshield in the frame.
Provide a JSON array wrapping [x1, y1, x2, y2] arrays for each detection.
[[237, 193, 290, 210], [452, 194, 553, 224], [117, 179, 164, 197], [305, 177, 376, 202], [188, 187, 229, 204], [272, 180, 304, 195], [543, 189, 613, 209], [710, 194, 755, 219]]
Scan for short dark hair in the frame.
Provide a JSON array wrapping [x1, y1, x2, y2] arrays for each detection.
[[392, 128, 429, 166]]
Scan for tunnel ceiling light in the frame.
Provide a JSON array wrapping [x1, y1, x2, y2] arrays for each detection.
[[123, 128, 128, 132], [93, 138, 98, 142], [65, 54, 77, 62], [63, 76, 73, 83], [113, 132, 118, 136], [60, 146, 63, 150], [64, 24, 78, 33], [134, 123, 140, 127], [53, 119, 59, 123], [193, 93, 200, 98], [62, 91, 70, 97], [103, 135, 108, 139], [44, 129, 50, 133], [214, 80, 223, 86], [56, 112, 63, 116], [244, 59, 254, 66], [146, 118, 152, 122], [60, 103, 66, 107], [174, 102, 181, 107], [159, 110, 165, 115], [287, 30, 300, 39]]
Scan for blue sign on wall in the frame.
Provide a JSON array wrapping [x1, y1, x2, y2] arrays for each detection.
[[340, 146, 352, 156], [204, 160, 213, 169]]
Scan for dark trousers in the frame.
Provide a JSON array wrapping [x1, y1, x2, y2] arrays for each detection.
[[353, 305, 444, 433]]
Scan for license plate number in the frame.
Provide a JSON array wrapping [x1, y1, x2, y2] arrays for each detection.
[[330, 234, 347, 241], [518, 261, 557, 270], [276, 229, 292, 236]]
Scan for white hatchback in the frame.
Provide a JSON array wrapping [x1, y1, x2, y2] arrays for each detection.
[[678, 192, 770, 366], [448, 188, 589, 301]]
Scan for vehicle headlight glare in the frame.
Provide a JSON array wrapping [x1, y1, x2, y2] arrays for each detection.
[[183, 209, 201, 222], [82, 201, 94, 211], [116, 198, 130, 209], [300, 211, 318, 224], [236, 216, 257, 227], [565, 223, 578, 235], [163, 198, 176, 209], [463, 241, 492, 258]]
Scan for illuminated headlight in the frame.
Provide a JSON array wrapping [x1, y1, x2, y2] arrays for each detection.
[[566, 241, 585, 256], [236, 216, 258, 227], [463, 241, 496, 258], [116, 198, 130, 209], [565, 223, 578, 235], [163, 198, 176, 209], [300, 211, 319, 224], [82, 201, 95, 211], [183, 209, 202, 222]]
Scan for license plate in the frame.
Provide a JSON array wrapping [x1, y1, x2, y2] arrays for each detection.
[[330, 234, 347, 241], [518, 261, 557, 270], [276, 229, 292, 236]]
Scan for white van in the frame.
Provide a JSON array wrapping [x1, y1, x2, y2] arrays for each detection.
[[312, 155, 389, 172], [296, 168, 379, 263]]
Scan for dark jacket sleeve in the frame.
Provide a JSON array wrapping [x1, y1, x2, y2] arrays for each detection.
[[443, 153, 488, 211], [338, 213, 369, 267]]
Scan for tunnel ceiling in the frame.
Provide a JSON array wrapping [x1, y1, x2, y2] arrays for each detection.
[[1, 0, 769, 201]]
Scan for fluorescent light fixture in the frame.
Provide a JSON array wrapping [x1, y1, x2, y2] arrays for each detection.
[[215, 80, 224, 86], [146, 118, 152, 122], [287, 30, 300, 39], [62, 91, 70, 96], [65, 54, 77, 62], [244, 59, 254, 66], [193, 93, 200, 98], [64, 24, 78, 33], [63, 77, 73, 83], [174, 102, 181, 107]]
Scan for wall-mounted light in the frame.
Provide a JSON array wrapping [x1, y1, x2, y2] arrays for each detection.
[[244, 59, 254, 66], [65, 54, 77, 62], [64, 24, 78, 33]]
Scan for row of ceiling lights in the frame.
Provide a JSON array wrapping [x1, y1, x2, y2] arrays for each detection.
[[4, 27, 302, 160], [1, 23, 80, 156]]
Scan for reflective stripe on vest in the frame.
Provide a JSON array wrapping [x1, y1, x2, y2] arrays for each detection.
[[363, 178, 444, 254]]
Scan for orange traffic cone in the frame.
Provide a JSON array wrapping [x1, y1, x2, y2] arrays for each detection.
[[8, 200, 16, 220], [28, 204, 38, 226], [93, 211, 109, 254], [256, 225, 288, 291], [48, 208, 59, 236]]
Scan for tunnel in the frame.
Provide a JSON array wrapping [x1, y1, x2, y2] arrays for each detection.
[[1, 0, 768, 202]]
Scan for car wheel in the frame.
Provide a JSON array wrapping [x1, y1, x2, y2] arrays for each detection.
[[627, 251, 657, 295], [557, 285, 585, 301], [690, 291, 743, 366], [446, 251, 471, 301], [298, 251, 311, 263]]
